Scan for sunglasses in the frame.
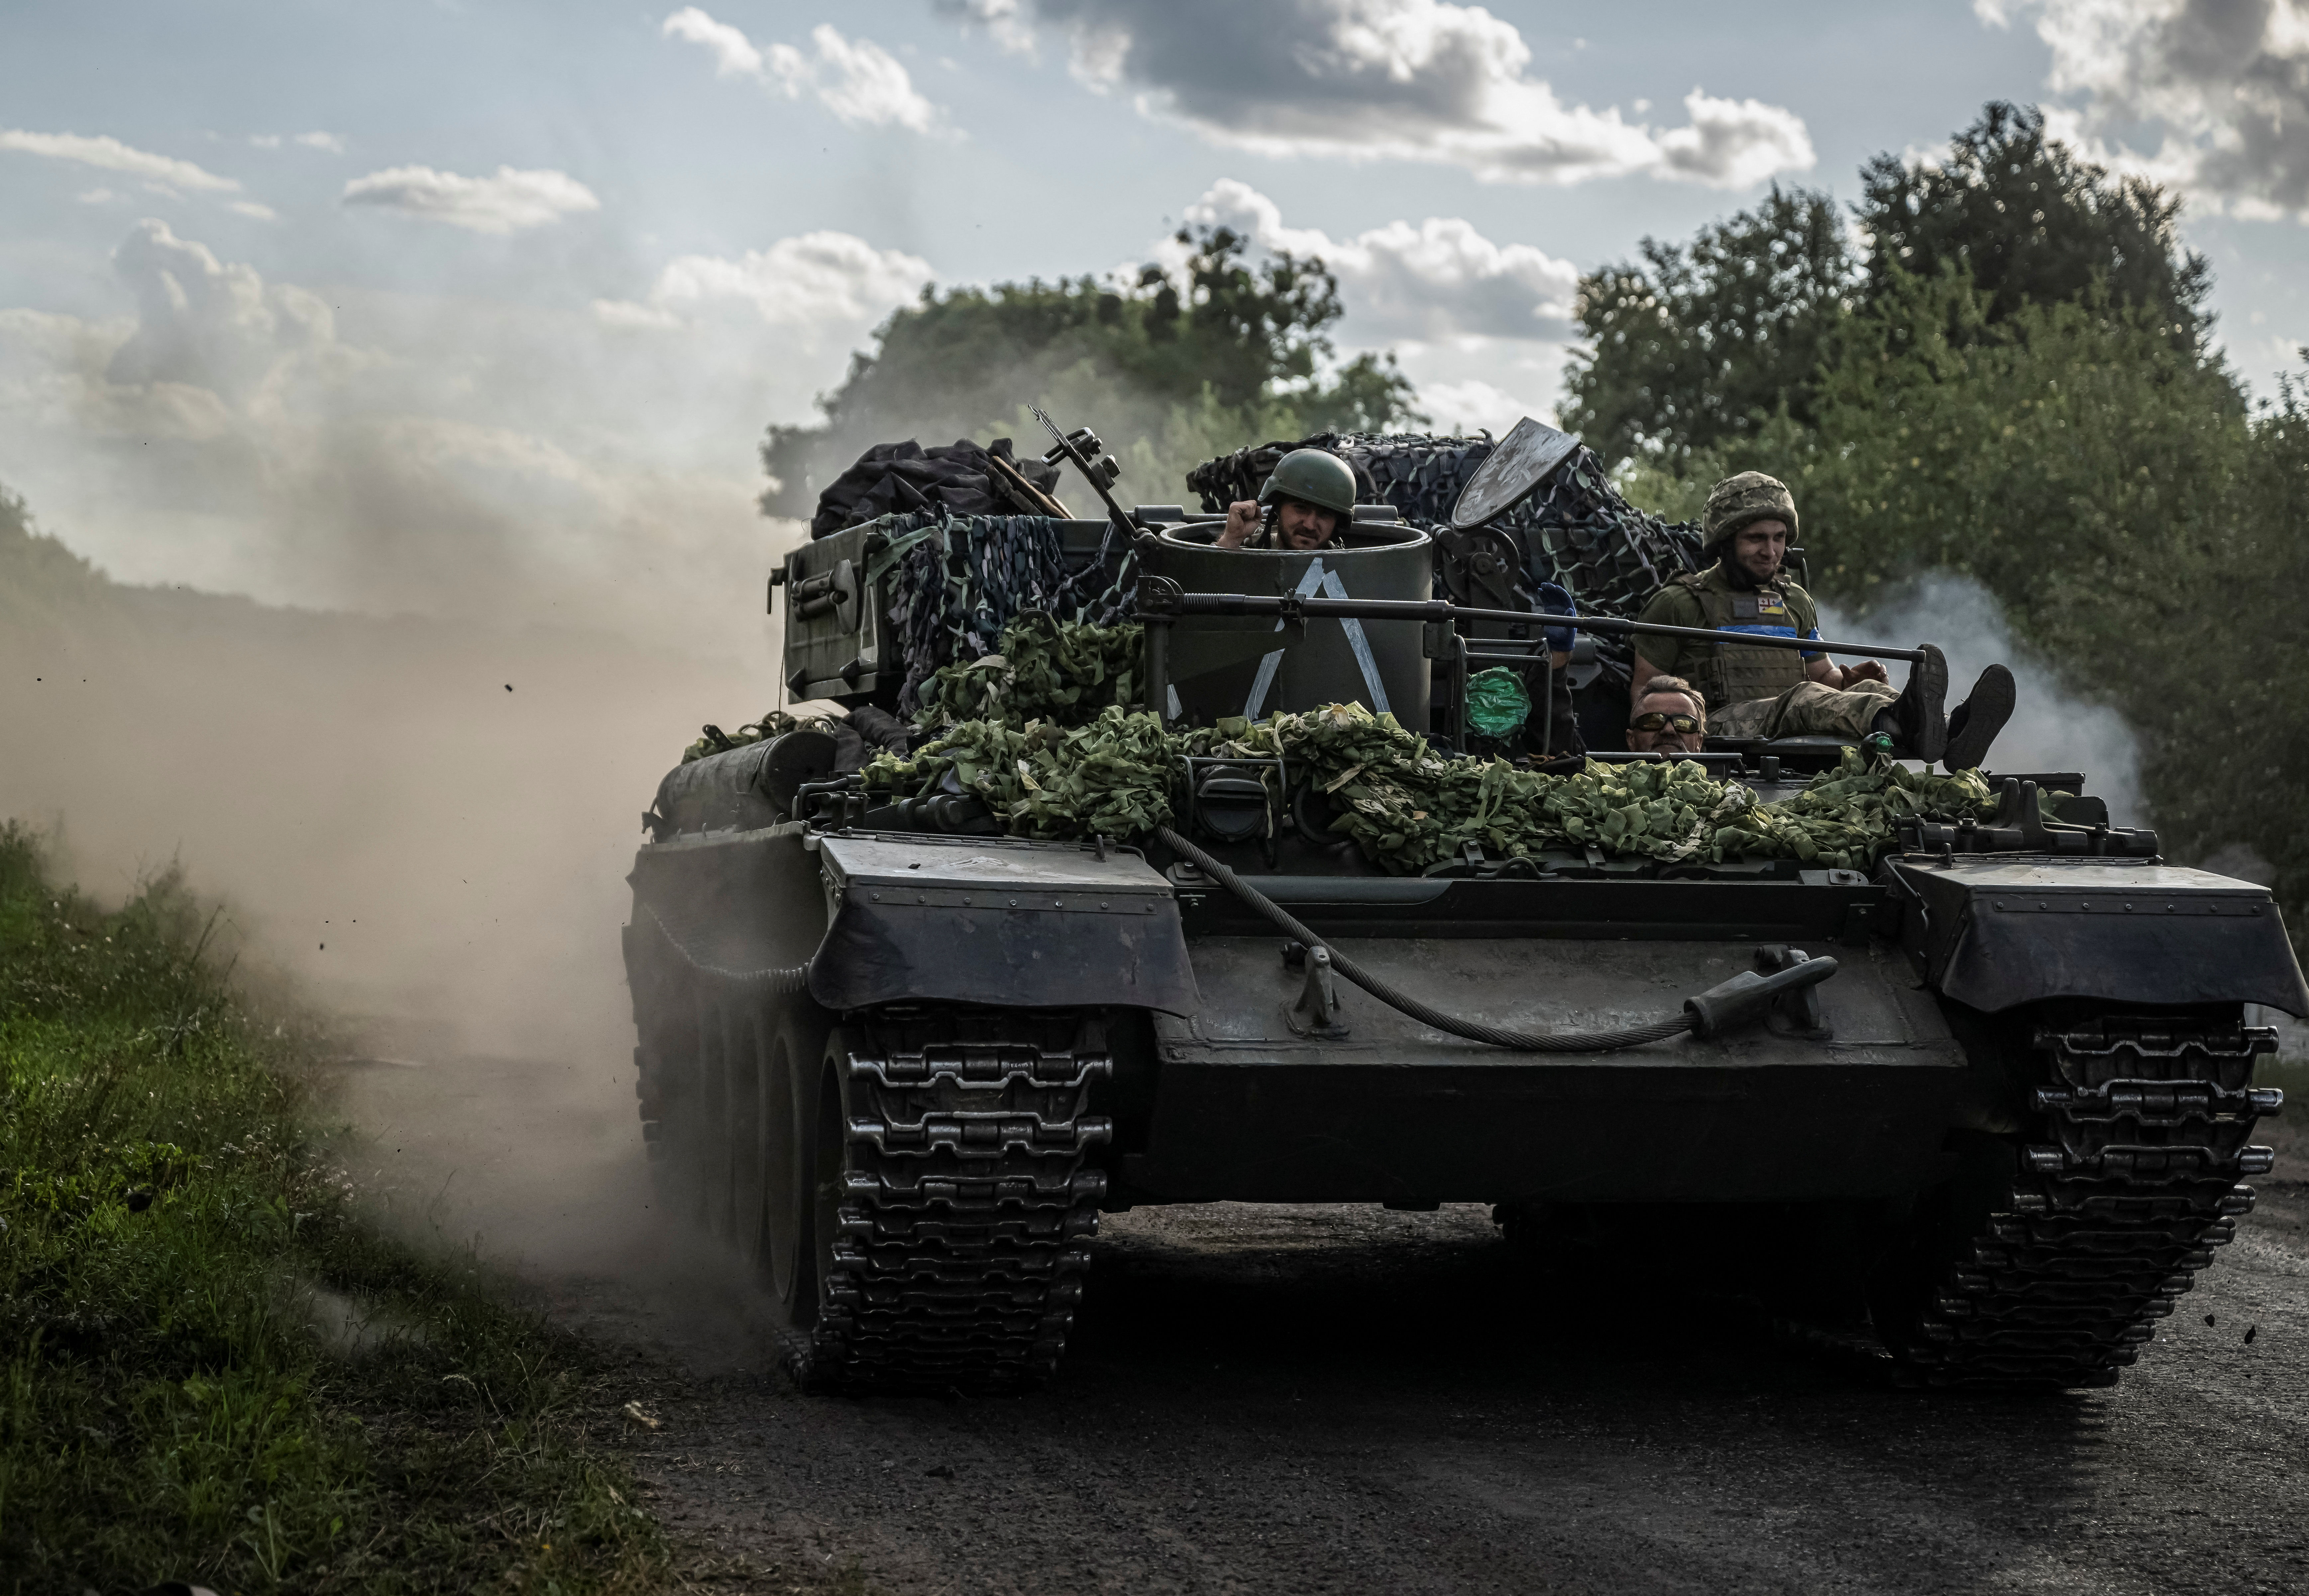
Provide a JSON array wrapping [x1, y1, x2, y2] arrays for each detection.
[[1629, 712, 1702, 734]]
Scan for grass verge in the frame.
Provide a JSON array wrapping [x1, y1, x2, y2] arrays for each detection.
[[0, 822, 668, 1593]]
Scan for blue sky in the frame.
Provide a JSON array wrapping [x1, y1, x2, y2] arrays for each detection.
[[5, 0, 2305, 657]]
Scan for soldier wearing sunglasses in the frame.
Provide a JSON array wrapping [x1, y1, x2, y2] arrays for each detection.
[[1627, 676, 1706, 755]]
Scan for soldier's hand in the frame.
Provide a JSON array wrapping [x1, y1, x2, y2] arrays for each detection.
[[1217, 501, 1260, 548], [1844, 659, 1890, 686]]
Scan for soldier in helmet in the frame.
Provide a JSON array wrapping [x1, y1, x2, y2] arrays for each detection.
[[1216, 448, 1359, 551], [1631, 472, 2015, 768]]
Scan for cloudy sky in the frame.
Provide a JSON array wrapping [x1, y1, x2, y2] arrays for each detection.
[[5, 0, 2307, 658]]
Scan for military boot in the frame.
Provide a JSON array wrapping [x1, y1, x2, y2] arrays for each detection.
[[1942, 663, 2016, 772], [1887, 644, 1950, 764]]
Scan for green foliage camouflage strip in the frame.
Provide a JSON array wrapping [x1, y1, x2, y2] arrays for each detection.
[[864, 701, 2000, 875], [911, 612, 1144, 732]]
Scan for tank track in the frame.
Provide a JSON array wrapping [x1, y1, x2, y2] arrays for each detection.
[[796, 1006, 1112, 1393], [1897, 1014, 2281, 1387]]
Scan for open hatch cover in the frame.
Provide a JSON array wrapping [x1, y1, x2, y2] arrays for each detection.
[[1449, 415, 1582, 530]]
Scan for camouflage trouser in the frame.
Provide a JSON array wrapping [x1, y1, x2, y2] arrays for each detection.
[[1709, 678, 1897, 741]]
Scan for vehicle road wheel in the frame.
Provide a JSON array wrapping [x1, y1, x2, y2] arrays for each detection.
[[727, 999, 768, 1269], [693, 984, 738, 1239], [772, 1032, 852, 1384], [757, 1002, 832, 1322], [644, 983, 710, 1226]]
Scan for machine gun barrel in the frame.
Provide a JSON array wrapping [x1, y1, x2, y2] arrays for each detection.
[[1145, 586, 1928, 664], [1032, 405, 1136, 542]]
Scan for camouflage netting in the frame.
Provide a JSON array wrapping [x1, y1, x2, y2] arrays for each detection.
[[1185, 432, 1703, 623], [864, 617, 1999, 874], [858, 509, 1136, 715]]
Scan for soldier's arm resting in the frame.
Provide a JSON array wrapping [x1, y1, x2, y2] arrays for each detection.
[[1805, 654, 1888, 689]]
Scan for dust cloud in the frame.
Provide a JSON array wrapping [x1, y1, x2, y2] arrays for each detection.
[[1, 520, 791, 1312], [1818, 572, 2148, 824]]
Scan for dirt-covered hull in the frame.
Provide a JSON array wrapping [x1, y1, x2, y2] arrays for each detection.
[[1128, 935, 1966, 1205]]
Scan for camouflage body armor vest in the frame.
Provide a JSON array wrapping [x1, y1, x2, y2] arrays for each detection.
[[1670, 566, 1810, 708]]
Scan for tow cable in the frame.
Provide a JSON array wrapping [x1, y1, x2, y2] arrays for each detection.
[[1155, 825, 1836, 1053]]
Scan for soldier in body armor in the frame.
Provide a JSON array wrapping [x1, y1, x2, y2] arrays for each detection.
[[1631, 473, 2016, 769], [1216, 448, 1357, 551]]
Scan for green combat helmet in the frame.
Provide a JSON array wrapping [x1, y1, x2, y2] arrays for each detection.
[[1702, 471, 1799, 555], [1259, 447, 1359, 519]]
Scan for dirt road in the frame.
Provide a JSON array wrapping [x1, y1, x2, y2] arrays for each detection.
[[341, 1053, 2309, 1595]]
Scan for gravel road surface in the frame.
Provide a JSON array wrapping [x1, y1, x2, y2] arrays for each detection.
[[340, 1052, 2309, 1595]]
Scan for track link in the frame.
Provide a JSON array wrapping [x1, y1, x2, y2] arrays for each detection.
[[801, 1007, 1112, 1392], [1899, 1015, 2281, 1387]]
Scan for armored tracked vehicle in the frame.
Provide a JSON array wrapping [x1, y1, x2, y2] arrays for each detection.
[[623, 418, 2305, 1392]]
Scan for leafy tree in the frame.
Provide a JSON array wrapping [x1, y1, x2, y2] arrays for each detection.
[[2169, 378, 2309, 935], [1858, 102, 2210, 347], [1559, 186, 1853, 470], [1570, 104, 2216, 475], [760, 224, 1420, 518], [1785, 267, 2244, 632]]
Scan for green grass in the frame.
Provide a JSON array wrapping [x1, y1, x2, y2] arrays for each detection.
[[0, 823, 670, 1594]]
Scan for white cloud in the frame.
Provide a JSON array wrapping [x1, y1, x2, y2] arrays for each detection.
[[1991, 0, 2309, 221], [592, 298, 688, 332], [0, 221, 781, 656], [102, 218, 338, 397], [228, 199, 280, 222], [1169, 179, 1579, 342], [251, 130, 345, 154], [0, 128, 241, 192], [933, 0, 1038, 57], [341, 165, 601, 235], [1654, 91, 1816, 189], [663, 6, 763, 76], [961, 0, 1811, 187], [76, 187, 122, 205], [593, 230, 933, 330], [663, 9, 945, 134], [1417, 376, 1550, 435]]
